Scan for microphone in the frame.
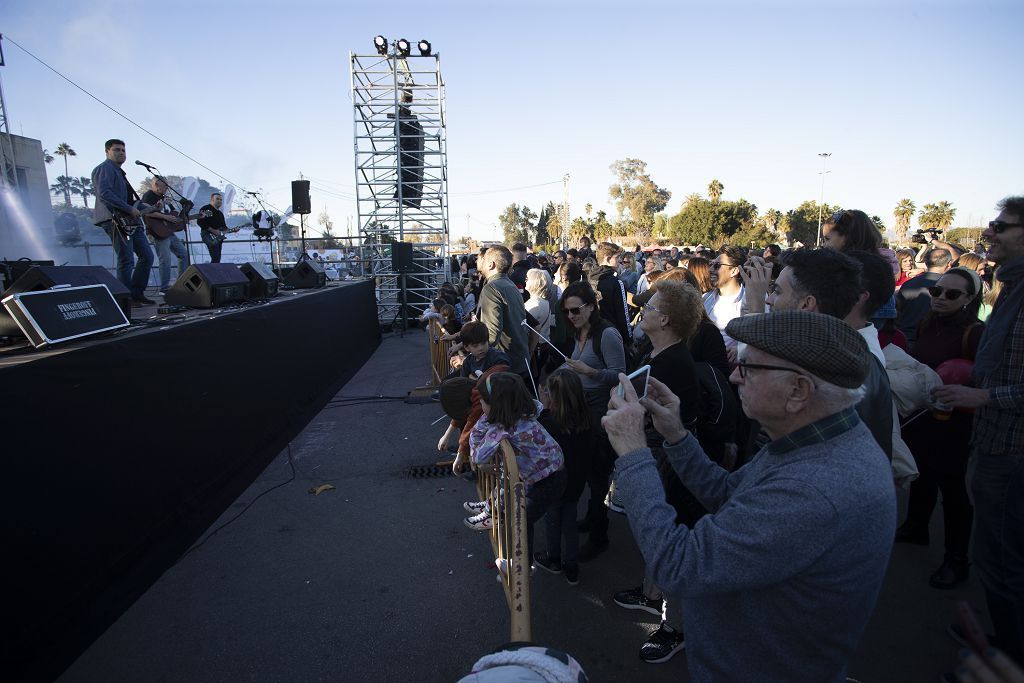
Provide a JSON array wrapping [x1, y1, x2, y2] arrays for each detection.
[[135, 160, 155, 170], [246, 191, 260, 196]]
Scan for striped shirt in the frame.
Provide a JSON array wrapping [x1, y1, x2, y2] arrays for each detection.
[[971, 279, 1024, 456]]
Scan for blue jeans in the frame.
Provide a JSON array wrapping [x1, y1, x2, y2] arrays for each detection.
[[103, 223, 154, 299], [153, 234, 189, 291], [971, 453, 1024, 661], [545, 500, 580, 568]]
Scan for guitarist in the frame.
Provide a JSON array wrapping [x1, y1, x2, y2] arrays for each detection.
[[141, 178, 190, 293], [197, 192, 228, 263], [91, 138, 155, 305]]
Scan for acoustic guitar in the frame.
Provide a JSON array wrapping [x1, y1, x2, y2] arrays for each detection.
[[145, 211, 205, 239]]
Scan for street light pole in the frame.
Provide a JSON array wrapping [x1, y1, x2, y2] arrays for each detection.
[[816, 152, 832, 246]]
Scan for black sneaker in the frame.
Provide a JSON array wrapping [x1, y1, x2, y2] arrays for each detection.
[[564, 564, 579, 586], [639, 624, 686, 663], [578, 537, 608, 563], [613, 586, 663, 616], [533, 552, 562, 575]]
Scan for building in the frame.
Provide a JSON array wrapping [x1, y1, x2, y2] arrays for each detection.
[[0, 134, 55, 261]]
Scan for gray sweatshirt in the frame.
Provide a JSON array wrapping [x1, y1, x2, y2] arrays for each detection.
[[615, 415, 896, 683]]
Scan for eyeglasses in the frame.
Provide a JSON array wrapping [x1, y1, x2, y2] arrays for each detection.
[[642, 302, 664, 315], [710, 261, 738, 269], [563, 304, 589, 316], [735, 361, 807, 379], [927, 286, 966, 300], [767, 282, 781, 296], [989, 220, 1024, 234]]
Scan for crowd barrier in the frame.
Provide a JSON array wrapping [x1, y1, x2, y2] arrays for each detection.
[[475, 440, 532, 642], [428, 319, 454, 386]]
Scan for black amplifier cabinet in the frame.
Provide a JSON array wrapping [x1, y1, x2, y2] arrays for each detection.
[[240, 262, 280, 299], [165, 263, 248, 308], [1, 284, 130, 348]]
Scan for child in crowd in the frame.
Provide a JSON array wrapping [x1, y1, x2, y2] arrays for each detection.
[[464, 373, 566, 570], [438, 303, 462, 340], [418, 298, 448, 328], [532, 369, 593, 585]]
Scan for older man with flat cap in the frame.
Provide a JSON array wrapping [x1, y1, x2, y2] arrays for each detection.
[[602, 310, 897, 683]]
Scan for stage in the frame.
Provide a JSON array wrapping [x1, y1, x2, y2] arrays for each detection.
[[1, 280, 381, 682]]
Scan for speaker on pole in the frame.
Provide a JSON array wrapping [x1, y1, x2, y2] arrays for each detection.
[[291, 181, 311, 215], [0, 265, 131, 337], [164, 263, 249, 308], [392, 241, 415, 274]]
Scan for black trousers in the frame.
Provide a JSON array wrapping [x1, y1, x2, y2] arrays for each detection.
[[201, 231, 222, 263], [584, 434, 615, 542]]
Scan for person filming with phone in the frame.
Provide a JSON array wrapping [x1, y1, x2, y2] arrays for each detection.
[[601, 310, 896, 683]]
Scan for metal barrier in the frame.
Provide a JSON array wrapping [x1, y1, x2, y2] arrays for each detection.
[[476, 440, 532, 642], [428, 319, 454, 386]]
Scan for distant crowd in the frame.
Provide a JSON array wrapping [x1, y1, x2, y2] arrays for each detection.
[[429, 203, 1023, 683]]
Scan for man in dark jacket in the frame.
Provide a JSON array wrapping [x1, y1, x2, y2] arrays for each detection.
[[478, 245, 530, 378], [509, 242, 531, 296], [588, 242, 631, 343]]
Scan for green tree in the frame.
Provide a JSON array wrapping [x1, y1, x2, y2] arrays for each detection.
[[54, 143, 77, 206], [893, 199, 916, 245], [592, 210, 612, 242], [763, 208, 783, 237], [870, 215, 886, 232], [782, 200, 838, 245], [667, 197, 721, 245], [684, 192, 702, 207], [70, 176, 95, 208], [498, 203, 521, 245], [608, 158, 671, 240], [42, 148, 54, 165], [918, 202, 955, 230], [50, 175, 75, 205], [569, 217, 591, 243], [535, 202, 554, 245], [935, 201, 956, 229], [584, 202, 593, 219], [519, 205, 538, 245], [653, 213, 668, 238], [707, 179, 724, 203]]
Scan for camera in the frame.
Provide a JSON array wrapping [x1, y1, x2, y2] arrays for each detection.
[[910, 228, 943, 245]]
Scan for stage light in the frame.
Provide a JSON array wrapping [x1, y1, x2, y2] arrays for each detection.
[[396, 39, 411, 58], [417, 40, 432, 56], [374, 35, 388, 56]]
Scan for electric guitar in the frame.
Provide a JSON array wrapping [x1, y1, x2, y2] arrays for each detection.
[[198, 212, 242, 246], [112, 204, 160, 239]]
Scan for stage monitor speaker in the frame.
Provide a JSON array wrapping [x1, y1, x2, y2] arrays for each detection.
[[392, 241, 415, 274], [1, 259, 56, 292], [240, 262, 280, 299], [164, 263, 248, 308], [0, 265, 131, 337], [284, 259, 326, 289], [291, 180, 311, 214]]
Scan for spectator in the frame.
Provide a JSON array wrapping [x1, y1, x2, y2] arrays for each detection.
[[897, 247, 954, 345], [587, 242, 631, 343], [896, 266, 985, 590], [602, 311, 896, 683], [525, 268, 555, 340], [566, 248, 579, 262], [577, 236, 594, 262], [561, 281, 626, 561], [933, 196, 1024, 663], [702, 245, 748, 350], [533, 369, 594, 586], [895, 247, 921, 289], [764, 244, 782, 264], [768, 249, 894, 459], [478, 246, 531, 381], [636, 256, 663, 295], [509, 242, 531, 293], [619, 252, 640, 294], [555, 261, 582, 299], [821, 209, 882, 253], [686, 256, 714, 294]]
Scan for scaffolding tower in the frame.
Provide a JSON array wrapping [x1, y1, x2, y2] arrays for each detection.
[[350, 45, 449, 324]]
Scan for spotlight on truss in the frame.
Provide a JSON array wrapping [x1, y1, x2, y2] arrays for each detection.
[[396, 39, 411, 58], [374, 35, 388, 56], [417, 40, 432, 56]]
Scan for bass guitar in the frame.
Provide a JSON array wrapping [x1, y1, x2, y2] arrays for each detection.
[[112, 204, 160, 239]]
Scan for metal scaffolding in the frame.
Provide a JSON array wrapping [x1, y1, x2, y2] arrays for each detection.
[[350, 46, 449, 324]]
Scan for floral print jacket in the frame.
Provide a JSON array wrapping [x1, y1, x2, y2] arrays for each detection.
[[469, 415, 564, 486]]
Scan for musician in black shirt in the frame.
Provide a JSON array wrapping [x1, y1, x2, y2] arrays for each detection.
[[197, 192, 227, 263]]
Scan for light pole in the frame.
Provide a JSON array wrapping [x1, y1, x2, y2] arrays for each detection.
[[816, 152, 832, 247]]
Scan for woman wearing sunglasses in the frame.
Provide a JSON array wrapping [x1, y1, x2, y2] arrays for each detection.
[[896, 266, 985, 589]]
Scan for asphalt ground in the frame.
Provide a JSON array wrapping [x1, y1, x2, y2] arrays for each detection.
[[60, 329, 990, 682]]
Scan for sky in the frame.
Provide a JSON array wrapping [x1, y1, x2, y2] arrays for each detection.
[[2, 0, 1022, 243]]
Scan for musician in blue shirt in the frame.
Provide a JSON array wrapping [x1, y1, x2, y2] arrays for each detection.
[[91, 139, 154, 305]]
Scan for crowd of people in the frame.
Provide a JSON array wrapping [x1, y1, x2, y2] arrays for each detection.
[[429, 203, 1023, 681]]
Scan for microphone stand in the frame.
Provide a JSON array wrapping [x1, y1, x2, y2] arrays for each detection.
[[249, 193, 279, 274], [148, 168, 196, 272]]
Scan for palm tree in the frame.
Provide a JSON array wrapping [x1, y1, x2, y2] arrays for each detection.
[[707, 179, 723, 203], [935, 201, 956, 229], [50, 175, 74, 205], [893, 199, 915, 245], [685, 192, 702, 206], [919, 203, 939, 230], [584, 202, 593, 219], [42, 148, 55, 165], [54, 143, 77, 206], [764, 208, 783, 235], [70, 176, 95, 208]]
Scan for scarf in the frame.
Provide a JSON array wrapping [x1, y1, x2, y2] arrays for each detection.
[[973, 254, 1024, 386]]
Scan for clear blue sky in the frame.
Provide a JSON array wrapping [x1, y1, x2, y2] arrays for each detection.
[[3, 0, 1021, 242]]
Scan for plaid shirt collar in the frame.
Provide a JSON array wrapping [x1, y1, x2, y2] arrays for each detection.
[[767, 407, 861, 455]]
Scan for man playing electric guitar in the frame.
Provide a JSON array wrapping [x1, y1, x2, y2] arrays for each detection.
[[91, 138, 155, 305], [141, 178, 190, 293], [197, 192, 237, 263]]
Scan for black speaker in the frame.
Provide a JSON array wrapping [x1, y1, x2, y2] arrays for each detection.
[[291, 180, 311, 214], [164, 263, 248, 308], [240, 262, 280, 299], [0, 265, 131, 337], [283, 259, 326, 289], [392, 242, 415, 273]]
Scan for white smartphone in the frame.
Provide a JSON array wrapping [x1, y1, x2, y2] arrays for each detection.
[[617, 364, 651, 399]]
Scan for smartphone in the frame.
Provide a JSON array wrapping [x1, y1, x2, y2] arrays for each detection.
[[617, 364, 651, 399]]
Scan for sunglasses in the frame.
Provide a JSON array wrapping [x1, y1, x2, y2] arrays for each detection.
[[927, 286, 966, 300], [563, 304, 589, 316], [989, 220, 1024, 234]]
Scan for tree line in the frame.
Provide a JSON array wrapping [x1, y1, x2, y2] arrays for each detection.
[[497, 158, 965, 249]]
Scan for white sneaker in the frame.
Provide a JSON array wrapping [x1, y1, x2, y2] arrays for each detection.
[[463, 500, 489, 514], [464, 510, 492, 531]]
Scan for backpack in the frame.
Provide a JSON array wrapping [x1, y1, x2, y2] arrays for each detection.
[[590, 318, 641, 373]]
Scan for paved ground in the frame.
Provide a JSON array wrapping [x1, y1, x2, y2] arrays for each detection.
[[60, 330, 990, 682]]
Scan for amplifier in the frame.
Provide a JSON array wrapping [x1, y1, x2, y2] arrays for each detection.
[[1, 284, 130, 348]]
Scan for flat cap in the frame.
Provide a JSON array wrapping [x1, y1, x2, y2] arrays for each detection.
[[726, 311, 870, 388]]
